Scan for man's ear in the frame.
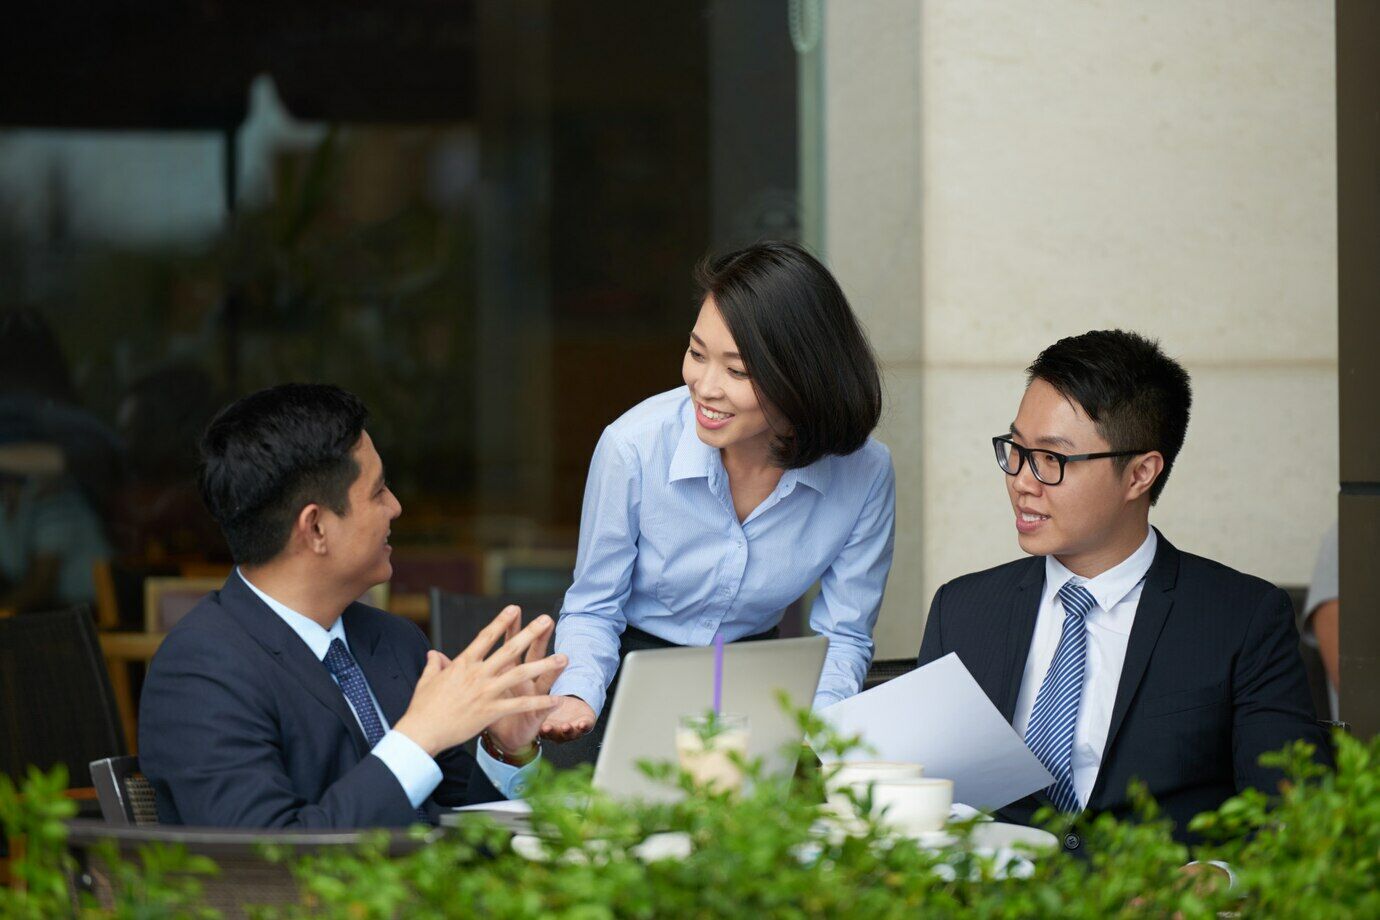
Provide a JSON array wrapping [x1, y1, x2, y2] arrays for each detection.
[[1124, 451, 1165, 502], [296, 503, 329, 556]]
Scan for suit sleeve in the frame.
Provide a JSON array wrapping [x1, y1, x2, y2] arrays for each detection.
[[430, 747, 503, 807], [1232, 586, 1333, 792], [140, 628, 420, 829], [917, 583, 947, 666]]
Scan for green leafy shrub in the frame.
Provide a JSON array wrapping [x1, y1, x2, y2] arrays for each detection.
[[1190, 734, 1380, 918], [0, 765, 220, 919], [1, 719, 1370, 919]]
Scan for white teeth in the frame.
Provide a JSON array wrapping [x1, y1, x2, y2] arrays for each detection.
[[1021, 513, 1049, 522], [701, 406, 733, 421]]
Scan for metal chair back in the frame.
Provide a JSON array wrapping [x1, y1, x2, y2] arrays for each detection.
[[89, 755, 160, 826], [66, 819, 439, 919]]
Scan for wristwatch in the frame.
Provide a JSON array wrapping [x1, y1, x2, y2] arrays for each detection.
[[480, 730, 540, 767]]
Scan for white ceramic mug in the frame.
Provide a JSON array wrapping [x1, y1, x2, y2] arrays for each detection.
[[825, 761, 924, 815], [827, 760, 923, 792], [855, 777, 954, 833]]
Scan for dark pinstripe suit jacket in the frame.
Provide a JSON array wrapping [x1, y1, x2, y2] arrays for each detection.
[[917, 530, 1328, 845]]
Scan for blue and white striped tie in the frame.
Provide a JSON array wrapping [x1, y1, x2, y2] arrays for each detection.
[[1024, 580, 1095, 813]]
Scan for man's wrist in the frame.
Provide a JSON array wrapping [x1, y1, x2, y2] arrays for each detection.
[[392, 717, 443, 758], [481, 730, 539, 766]]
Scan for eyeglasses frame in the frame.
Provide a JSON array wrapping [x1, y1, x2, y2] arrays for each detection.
[[991, 434, 1154, 486]]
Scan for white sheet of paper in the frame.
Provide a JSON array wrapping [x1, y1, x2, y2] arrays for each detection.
[[818, 652, 1054, 811], [451, 799, 533, 814]]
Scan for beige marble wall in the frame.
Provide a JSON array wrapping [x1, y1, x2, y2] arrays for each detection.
[[824, 0, 1338, 658]]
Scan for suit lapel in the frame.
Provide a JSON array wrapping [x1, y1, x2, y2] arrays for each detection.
[[1001, 558, 1053, 813], [344, 605, 411, 727], [998, 557, 1046, 722], [220, 574, 370, 756], [1089, 530, 1180, 805]]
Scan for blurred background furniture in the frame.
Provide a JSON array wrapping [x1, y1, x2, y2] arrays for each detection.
[[481, 549, 575, 596], [389, 548, 481, 594], [388, 548, 482, 624], [428, 590, 564, 659], [94, 633, 162, 752], [91, 558, 180, 631], [143, 575, 227, 633], [65, 820, 439, 919], [0, 607, 126, 795]]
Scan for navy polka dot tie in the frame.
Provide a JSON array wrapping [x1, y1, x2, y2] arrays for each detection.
[[1024, 581, 1095, 813], [324, 638, 429, 823]]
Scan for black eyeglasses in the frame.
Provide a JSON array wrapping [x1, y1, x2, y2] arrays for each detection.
[[992, 435, 1152, 486]]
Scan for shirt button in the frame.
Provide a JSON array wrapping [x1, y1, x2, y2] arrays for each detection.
[[1063, 833, 1081, 851]]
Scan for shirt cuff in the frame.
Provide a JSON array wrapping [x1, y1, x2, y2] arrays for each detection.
[[475, 741, 542, 799], [372, 729, 443, 809], [550, 671, 608, 719]]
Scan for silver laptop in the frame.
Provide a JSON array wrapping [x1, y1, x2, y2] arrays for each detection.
[[591, 636, 829, 802]]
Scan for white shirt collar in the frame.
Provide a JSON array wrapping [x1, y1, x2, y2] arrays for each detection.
[[237, 567, 346, 662], [1044, 527, 1158, 614]]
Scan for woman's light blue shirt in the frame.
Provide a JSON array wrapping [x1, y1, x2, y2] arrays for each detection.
[[551, 388, 896, 716]]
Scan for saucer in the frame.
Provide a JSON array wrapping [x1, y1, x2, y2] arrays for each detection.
[[968, 823, 1058, 852]]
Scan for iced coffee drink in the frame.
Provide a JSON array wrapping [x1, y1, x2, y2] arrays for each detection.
[[676, 713, 749, 794]]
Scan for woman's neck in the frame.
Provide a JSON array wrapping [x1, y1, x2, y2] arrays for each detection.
[[720, 436, 777, 479]]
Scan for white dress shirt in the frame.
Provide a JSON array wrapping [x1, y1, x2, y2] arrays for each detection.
[[238, 570, 535, 803], [1011, 528, 1157, 807]]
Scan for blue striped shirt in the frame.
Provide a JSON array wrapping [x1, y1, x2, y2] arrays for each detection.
[[551, 388, 896, 716]]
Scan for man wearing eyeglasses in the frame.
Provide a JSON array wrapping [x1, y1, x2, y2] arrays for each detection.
[[917, 329, 1328, 859]]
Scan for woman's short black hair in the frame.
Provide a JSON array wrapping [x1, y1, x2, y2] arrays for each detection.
[[1026, 330, 1192, 505], [199, 383, 368, 565], [694, 241, 882, 469]]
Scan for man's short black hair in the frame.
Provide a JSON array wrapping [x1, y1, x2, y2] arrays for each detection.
[[694, 241, 882, 469], [1027, 330, 1192, 505], [199, 384, 368, 565]]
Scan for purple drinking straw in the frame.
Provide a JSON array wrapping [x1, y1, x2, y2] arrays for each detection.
[[712, 634, 725, 715]]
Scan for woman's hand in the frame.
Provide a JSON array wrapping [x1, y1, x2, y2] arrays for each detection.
[[485, 607, 567, 754], [540, 695, 598, 742], [394, 608, 563, 757]]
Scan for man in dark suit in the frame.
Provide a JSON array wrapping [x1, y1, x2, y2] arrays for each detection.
[[918, 330, 1328, 858], [140, 384, 566, 828]]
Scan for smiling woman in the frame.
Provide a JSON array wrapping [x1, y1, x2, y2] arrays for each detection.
[[541, 241, 897, 750]]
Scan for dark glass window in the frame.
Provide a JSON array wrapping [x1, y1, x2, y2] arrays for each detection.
[[0, 1, 800, 618]]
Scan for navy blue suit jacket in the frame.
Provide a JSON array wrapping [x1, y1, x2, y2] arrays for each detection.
[[917, 531, 1329, 847], [139, 574, 501, 828]]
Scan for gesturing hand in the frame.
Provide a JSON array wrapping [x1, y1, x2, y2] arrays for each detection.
[[394, 608, 566, 758], [540, 695, 598, 742]]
